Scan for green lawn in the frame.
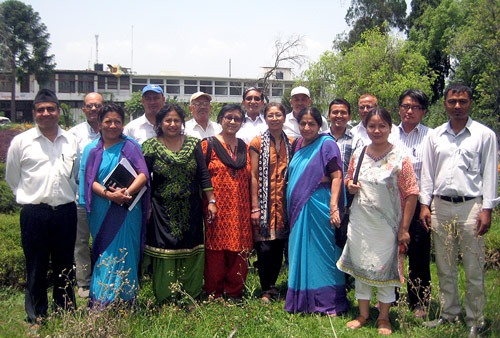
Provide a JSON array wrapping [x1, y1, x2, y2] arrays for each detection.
[[0, 210, 499, 337]]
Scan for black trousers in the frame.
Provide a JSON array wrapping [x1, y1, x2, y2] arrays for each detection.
[[406, 203, 431, 309], [20, 202, 77, 322], [254, 239, 286, 292]]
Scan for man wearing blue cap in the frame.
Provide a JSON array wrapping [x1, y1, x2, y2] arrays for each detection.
[[124, 84, 165, 144]]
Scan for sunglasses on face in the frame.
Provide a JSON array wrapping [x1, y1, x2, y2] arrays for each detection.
[[85, 103, 103, 110], [223, 115, 243, 123]]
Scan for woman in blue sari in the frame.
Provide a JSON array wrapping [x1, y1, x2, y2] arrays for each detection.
[[285, 107, 349, 315], [80, 104, 149, 307]]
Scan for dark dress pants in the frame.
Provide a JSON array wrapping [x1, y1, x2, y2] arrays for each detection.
[[20, 202, 77, 323], [254, 239, 286, 292], [406, 203, 431, 309]]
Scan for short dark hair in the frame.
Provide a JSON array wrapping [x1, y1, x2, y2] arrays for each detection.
[[328, 98, 351, 115], [242, 87, 266, 102], [217, 104, 245, 124], [154, 103, 186, 137], [443, 83, 473, 100], [263, 102, 286, 118], [398, 89, 429, 110], [99, 104, 125, 123], [297, 107, 323, 127], [364, 106, 392, 128]]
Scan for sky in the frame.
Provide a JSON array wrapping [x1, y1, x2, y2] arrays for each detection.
[[21, 0, 352, 79]]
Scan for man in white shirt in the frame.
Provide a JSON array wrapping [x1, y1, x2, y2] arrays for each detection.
[[236, 87, 268, 143], [420, 84, 498, 336], [283, 86, 328, 138], [391, 89, 432, 318], [184, 91, 221, 139], [351, 94, 378, 148], [6, 89, 79, 324], [124, 84, 165, 144], [68, 92, 102, 299]]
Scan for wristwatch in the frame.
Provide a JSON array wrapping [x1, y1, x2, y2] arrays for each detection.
[[125, 190, 131, 197], [208, 199, 216, 204]]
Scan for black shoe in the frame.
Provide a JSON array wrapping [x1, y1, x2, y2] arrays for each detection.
[[422, 316, 459, 328]]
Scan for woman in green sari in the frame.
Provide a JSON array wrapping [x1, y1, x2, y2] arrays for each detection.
[[142, 103, 217, 302]]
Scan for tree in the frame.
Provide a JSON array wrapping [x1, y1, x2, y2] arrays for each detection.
[[124, 91, 144, 120], [450, 0, 500, 134], [0, 0, 55, 122], [337, 0, 407, 51], [408, 0, 466, 102], [258, 35, 306, 98], [303, 27, 435, 122]]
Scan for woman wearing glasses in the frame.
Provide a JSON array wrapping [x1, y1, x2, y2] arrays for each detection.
[[237, 87, 268, 143], [201, 104, 252, 299], [249, 103, 293, 302]]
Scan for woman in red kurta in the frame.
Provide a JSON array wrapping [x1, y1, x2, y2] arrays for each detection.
[[201, 104, 252, 298]]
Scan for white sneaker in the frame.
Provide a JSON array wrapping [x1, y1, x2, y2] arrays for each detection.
[[78, 287, 90, 298]]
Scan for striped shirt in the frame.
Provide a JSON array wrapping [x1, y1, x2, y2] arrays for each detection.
[[391, 123, 431, 187], [329, 127, 355, 178]]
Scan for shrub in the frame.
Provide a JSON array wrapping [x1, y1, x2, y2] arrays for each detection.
[[0, 213, 25, 288], [0, 181, 20, 214]]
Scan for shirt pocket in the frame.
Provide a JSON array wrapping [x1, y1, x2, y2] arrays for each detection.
[[457, 149, 480, 173]]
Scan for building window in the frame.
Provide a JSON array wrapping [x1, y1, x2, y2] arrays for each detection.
[[166, 85, 180, 94], [150, 79, 163, 85], [0, 75, 11, 92], [275, 71, 284, 80], [132, 85, 144, 92], [120, 76, 130, 90], [184, 79, 197, 94], [107, 76, 118, 90], [78, 74, 95, 93], [272, 88, 283, 97], [40, 77, 56, 92], [59, 73, 76, 93], [20, 75, 30, 93], [166, 79, 180, 85], [215, 87, 228, 95], [133, 78, 148, 83], [98, 76, 106, 90], [199, 86, 212, 94]]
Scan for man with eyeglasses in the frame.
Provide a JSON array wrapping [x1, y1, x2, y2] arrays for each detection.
[[391, 89, 432, 318], [124, 84, 165, 144], [236, 87, 268, 143], [328, 98, 354, 179], [68, 92, 103, 299], [283, 86, 328, 139], [6, 88, 79, 325], [351, 94, 379, 148], [420, 84, 498, 337], [185, 91, 221, 139]]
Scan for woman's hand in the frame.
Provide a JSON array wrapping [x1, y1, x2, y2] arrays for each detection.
[[347, 180, 360, 194], [207, 203, 218, 224], [251, 210, 260, 227], [330, 208, 341, 228], [398, 228, 410, 252], [107, 187, 132, 206]]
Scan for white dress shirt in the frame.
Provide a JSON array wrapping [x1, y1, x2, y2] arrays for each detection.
[[391, 123, 432, 187], [283, 112, 329, 139], [6, 126, 79, 206], [236, 114, 268, 144], [69, 121, 100, 156], [184, 119, 222, 139], [123, 114, 155, 145], [419, 118, 498, 209]]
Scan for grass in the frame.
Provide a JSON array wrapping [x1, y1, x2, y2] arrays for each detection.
[[0, 210, 499, 337]]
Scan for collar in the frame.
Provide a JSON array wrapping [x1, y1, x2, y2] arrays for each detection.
[[329, 126, 353, 140], [86, 121, 99, 136], [397, 122, 423, 136], [141, 114, 154, 126], [286, 113, 298, 122], [245, 114, 265, 123], [442, 117, 473, 136], [34, 125, 64, 140]]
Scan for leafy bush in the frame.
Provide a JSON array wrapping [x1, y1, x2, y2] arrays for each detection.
[[0, 214, 25, 288], [0, 181, 20, 214]]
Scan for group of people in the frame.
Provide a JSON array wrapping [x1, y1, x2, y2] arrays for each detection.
[[5, 82, 497, 337]]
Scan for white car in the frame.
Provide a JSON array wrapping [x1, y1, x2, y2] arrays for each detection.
[[0, 117, 11, 125]]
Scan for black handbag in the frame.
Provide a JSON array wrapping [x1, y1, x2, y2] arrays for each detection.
[[335, 146, 367, 248]]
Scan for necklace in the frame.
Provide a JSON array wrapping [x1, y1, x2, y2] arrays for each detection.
[[367, 144, 393, 162]]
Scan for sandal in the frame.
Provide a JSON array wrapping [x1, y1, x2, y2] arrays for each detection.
[[347, 315, 368, 329], [377, 319, 392, 335]]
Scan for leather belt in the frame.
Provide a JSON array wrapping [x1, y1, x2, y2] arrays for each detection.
[[25, 202, 74, 211], [437, 195, 476, 203]]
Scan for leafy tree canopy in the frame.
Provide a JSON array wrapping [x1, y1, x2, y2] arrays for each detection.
[[303, 27, 435, 123]]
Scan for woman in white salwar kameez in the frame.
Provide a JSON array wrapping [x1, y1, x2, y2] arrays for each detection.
[[337, 107, 419, 335]]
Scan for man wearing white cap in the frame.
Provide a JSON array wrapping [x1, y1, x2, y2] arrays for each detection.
[[124, 84, 165, 144], [283, 86, 328, 138], [184, 91, 221, 139]]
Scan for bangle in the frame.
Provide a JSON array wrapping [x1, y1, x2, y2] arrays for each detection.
[[208, 199, 216, 204], [102, 188, 107, 195], [125, 190, 131, 197], [251, 209, 260, 214], [330, 208, 339, 214]]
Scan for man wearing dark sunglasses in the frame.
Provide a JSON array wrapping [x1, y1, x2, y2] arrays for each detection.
[[6, 88, 79, 325], [236, 87, 268, 143], [68, 92, 103, 299]]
